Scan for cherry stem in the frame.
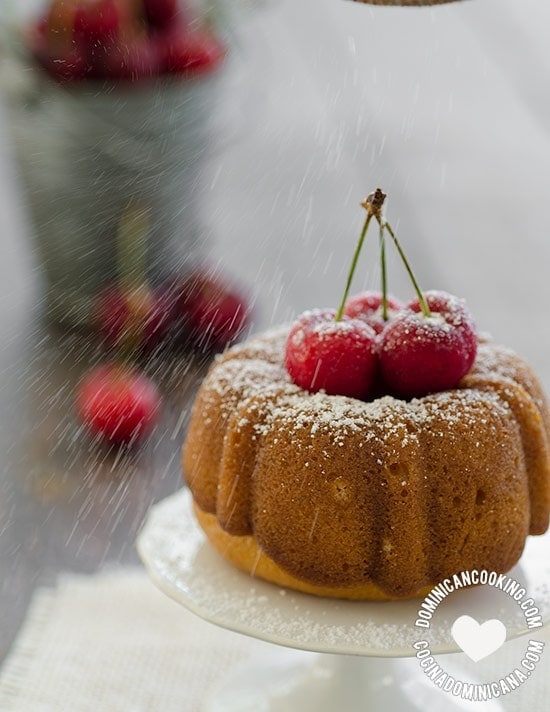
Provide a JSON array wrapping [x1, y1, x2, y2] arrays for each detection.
[[117, 201, 150, 291], [115, 201, 151, 363], [335, 188, 386, 322], [379, 221, 389, 321], [335, 214, 372, 321], [381, 219, 432, 318]]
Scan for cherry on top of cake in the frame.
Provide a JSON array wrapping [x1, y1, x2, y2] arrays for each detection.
[[28, 0, 225, 83], [284, 189, 478, 401]]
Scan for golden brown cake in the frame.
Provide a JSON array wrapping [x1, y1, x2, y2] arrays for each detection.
[[182, 326, 550, 600]]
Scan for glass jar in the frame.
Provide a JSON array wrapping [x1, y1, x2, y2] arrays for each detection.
[[0, 0, 249, 328]]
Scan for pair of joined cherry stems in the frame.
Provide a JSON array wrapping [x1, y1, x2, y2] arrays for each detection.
[[335, 187, 430, 325], [284, 188, 478, 400]]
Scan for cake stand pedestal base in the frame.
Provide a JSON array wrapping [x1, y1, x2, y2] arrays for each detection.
[[137, 491, 549, 712], [204, 652, 503, 712]]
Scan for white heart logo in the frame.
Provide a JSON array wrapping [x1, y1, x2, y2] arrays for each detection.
[[451, 615, 507, 662]]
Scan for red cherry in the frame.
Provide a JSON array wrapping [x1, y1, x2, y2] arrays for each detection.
[[73, 0, 120, 77], [158, 29, 225, 76], [76, 365, 161, 445], [100, 38, 159, 80], [42, 0, 76, 45], [30, 4, 89, 81], [178, 273, 251, 350], [142, 0, 181, 32], [74, 0, 119, 47], [33, 41, 89, 81], [285, 309, 378, 400], [191, 291, 248, 349], [378, 290, 477, 398], [344, 291, 404, 334], [94, 285, 175, 351]]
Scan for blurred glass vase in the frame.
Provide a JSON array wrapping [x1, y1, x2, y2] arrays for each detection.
[[1, 0, 238, 328]]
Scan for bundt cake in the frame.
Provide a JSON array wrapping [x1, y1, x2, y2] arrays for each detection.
[[182, 325, 550, 600]]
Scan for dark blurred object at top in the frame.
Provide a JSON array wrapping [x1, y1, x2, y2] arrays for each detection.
[[350, 0, 464, 6], [28, 0, 225, 83]]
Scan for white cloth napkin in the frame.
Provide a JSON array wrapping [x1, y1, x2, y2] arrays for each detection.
[[0, 567, 548, 712], [0, 568, 272, 712]]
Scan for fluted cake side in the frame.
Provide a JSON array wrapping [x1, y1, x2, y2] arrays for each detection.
[[183, 327, 550, 599]]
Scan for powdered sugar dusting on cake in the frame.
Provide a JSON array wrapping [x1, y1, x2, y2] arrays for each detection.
[[223, 324, 289, 364], [201, 326, 517, 446], [182, 321, 550, 601]]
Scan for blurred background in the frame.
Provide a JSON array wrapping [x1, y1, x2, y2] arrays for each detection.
[[3, 0, 550, 368], [0, 0, 549, 708]]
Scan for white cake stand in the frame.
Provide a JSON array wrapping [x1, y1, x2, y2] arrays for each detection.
[[137, 490, 550, 711]]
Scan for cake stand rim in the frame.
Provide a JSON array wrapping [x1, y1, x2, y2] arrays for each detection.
[[137, 488, 548, 659]]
